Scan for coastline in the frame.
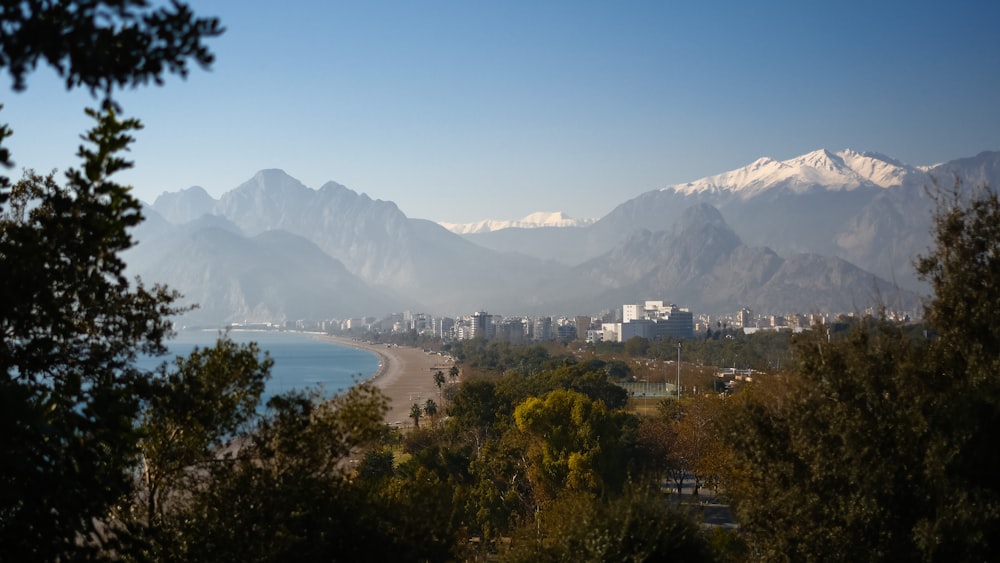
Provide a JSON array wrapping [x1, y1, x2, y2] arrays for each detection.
[[321, 336, 450, 425]]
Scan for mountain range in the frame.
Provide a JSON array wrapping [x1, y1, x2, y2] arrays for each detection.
[[465, 149, 1000, 289], [127, 149, 1000, 325], [439, 212, 595, 234]]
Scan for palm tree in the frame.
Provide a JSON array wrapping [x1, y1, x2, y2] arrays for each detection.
[[448, 365, 459, 383], [433, 370, 446, 396], [409, 403, 422, 428], [424, 399, 438, 426]]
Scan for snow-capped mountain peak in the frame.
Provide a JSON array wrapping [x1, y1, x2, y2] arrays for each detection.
[[440, 211, 595, 234], [665, 149, 917, 198]]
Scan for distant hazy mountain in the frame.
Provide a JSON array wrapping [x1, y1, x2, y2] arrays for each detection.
[[440, 211, 595, 234], [130, 150, 996, 322], [563, 203, 920, 316], [468, 149, 1000, 290], [151, 185, 217, 224], [134, 170, 567, 319], [126, 208, 406, 325]]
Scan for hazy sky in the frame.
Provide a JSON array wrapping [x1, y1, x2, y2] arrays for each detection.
[[2, 0, 998, 223]]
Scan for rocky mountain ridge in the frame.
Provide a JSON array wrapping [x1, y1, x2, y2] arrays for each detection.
[[465, 149, 1000, 291], [127, 150, 956, 323]]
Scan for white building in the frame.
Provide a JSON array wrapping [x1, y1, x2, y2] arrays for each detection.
[[619, 300, 694, 340]]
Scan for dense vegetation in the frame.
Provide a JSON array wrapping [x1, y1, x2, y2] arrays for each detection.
[[4, 2, 1000, 561]]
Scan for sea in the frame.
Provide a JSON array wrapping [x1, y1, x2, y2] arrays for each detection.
[[139, 330, 380, 407]]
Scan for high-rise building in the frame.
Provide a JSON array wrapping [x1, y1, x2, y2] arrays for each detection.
[[470, 311, 494, 339], [532, 316, 552, 341], [621, 300, 694, 340]]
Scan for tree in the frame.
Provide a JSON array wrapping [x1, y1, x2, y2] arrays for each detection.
[[503, 486, 714, 563], [446, 378, 500, 451], [133, 335, 273, 531], [717, 182, 1000, 561], [513, 389, 634, 500], [624, 336, 650, 358], [0, 0, 222, 101], [433, 369, 446, 395], [424, 398, 438, 426], [910, 182, 1000, 558], [410, 402, 423, 428], [719, 321, 935, 561], [670, 395, 725, 496], [355, 448, 395, 484], [153, 383, 396, 561], [0, 2, 221, 559], [449, 364, 460, 383], [0, 112, 178, 560]]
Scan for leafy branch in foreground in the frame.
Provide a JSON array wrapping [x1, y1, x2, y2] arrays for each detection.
[[0, 107, 181, 561]]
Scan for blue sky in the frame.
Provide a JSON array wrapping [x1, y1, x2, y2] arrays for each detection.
[[2, 0, 998, 223]]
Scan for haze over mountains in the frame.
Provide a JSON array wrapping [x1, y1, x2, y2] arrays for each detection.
[[127, 149, 1000, 325]]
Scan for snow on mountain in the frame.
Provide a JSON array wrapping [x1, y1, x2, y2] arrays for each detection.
[[665, 149, 919, 198], [440, 211, 595, 234]]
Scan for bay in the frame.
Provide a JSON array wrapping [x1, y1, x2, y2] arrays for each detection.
[[141, 330, 380, 407]]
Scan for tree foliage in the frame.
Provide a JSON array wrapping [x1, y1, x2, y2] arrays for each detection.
[[718, 182, 1000, 561], [152, 384, 392, 561], [0, 0, 222, 99], [503, 486, 714, 563], [719, 321, 935, 561], [0, 1, 221, 559], [514, 389, 635, 500], [134, 335, 272, 530], [0, 109, 182, 560]]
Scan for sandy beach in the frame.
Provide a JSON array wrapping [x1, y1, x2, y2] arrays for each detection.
[[322, 336, 452, 425]]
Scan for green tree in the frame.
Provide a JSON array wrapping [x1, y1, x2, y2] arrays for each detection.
[[910, 183, 1000, 558], [355, 448, 396, 484], [0, 2, 221, 559], [155, 383, 397, 561], [624, 335, 651, 358], [0, 115, 180, 560], [720, 321, 934, 561], [424, 398, 439, 426], [0, 0, 221, 101], [449, 364, 460, 383], [718, 183, 1000, 561], [502, 486, 713, 563], [133, 335, 272, 531], [433, 369, 446, 395], [446, 378, 501, 450], [410, 402, 423, 428], [514, 389, 634, 500]]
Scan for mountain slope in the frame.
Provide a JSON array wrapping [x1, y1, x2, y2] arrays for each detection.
[[470, 149, 1000, 292], [565, 203, 918, 316], [130, 222, 404, 325], [670, 149, 915, 197], [150, 170, 567, 315], [131, 150, 1000, 321], [151, 186, 217, 224]]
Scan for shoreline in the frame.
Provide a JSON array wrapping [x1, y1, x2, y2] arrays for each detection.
[[320, 335, 449, 426]]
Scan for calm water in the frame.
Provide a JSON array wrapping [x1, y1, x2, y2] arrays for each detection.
[[142, 330, 380, 406]]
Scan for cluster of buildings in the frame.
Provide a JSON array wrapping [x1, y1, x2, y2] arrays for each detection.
[[245, 301, 695, 344], [594, 301, 694, 342], [228, 301, 915, 343], [345, 302, 696, 343]]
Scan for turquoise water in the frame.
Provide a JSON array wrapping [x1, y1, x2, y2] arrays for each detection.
[[144, 330, 380, 406]]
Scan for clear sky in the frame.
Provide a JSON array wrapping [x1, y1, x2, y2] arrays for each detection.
[[2, 0, 998, 223]]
